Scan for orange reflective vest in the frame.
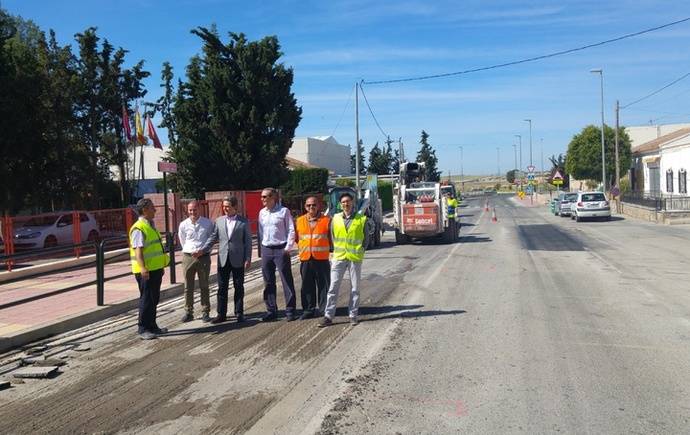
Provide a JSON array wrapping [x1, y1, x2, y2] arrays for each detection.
[[296, 214, 331, 261]]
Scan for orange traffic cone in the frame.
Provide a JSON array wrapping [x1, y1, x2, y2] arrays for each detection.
[[484, 200, 489, 211], [491, 206, 497, 222]]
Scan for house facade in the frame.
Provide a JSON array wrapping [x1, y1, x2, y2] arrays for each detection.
[[288, 136, 351, 176], [631, 127, 690, 196]]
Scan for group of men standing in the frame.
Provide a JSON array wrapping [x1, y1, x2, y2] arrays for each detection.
[[129, 188, 368, 340]]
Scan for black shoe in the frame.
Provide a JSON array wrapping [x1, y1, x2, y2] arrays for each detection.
[[152, 326, 168, 334], [210, 316, 226, 324], [181, 312, 193, 323], [261, 312, 277, 322], [236, 314, 245, 323], [299, 311, 314, 320], [201, 313, 211, 323], [317, 317, 333, 328], [286, 313, 296, 322]]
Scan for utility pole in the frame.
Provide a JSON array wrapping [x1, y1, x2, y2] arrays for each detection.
[[496, 147, 500, 176], [355, 82, 360, 199], [540, 138, 544, 193], [459, 146, 464, 193], [398, 137, 404, 163], [615, 100, 621, 189], [591, 69, 606, 192]]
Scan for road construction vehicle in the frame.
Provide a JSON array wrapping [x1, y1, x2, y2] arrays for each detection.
[[392, 162, 458, 244], [325, 184, 383, 249]]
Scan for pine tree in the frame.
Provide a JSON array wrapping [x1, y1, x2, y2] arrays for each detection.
[[416, 130, 441, 181], [170, 28, 302, 197], [350, 139, 366, 175]]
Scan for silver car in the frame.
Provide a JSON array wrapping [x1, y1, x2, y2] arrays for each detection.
[[558, 192, 578, 217], [570, 192, 611, 222]]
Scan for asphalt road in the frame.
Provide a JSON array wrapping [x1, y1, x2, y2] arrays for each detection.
[[1, 195, 689, 434]]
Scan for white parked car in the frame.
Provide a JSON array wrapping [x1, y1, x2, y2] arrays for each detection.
[[558, 192, 579, 217], [13, 212, 100, 250], [570, 192, 611, 222]]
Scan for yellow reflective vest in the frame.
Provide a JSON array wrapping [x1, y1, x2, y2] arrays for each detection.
[[332, 213, 366, 262], [447, 198, 458, 218], [129, 219, 169, 274]]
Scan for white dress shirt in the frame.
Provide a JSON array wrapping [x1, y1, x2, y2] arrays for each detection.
[[258, 204, 295, 251], [178, 216, 214, 254], [225, 214, 238, 238]]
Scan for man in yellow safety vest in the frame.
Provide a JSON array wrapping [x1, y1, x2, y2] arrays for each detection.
[[318, 192, 368, 327], [129, 198, 170, 340]]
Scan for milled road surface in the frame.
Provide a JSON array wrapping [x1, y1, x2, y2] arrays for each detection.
[[1, 195, 689, 434]]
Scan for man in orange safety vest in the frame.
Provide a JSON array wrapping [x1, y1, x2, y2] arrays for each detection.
[[295, 196, 332, 320]]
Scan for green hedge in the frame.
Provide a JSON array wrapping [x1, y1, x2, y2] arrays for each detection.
[[281, 168, 329, 197]]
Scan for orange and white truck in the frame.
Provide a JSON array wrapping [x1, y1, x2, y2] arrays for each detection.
[[393, 162, 458, 244]]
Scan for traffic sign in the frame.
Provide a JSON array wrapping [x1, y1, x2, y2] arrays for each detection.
[[158, 161, 178, 173], [527, 165, 536, 173], [552, 179, 563, 186], [552, 170, 563, 180], [526, 185, 534, 194], [527, 173, 535, 181]]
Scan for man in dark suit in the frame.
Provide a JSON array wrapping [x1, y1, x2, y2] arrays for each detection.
[[201, 196, 252, 323]]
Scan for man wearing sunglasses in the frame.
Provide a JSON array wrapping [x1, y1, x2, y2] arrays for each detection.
[[258, 188, 297, 321], [295, 196, 332, 320]]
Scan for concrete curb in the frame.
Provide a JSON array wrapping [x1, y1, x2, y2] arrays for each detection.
[[0, 256, 266, 354]]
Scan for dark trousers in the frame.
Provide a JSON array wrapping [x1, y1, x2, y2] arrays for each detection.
[[135, 268, 164, 333], [261, 246, 296, 314], [217, 257, 245, 317], [300, 259, 330, 312]]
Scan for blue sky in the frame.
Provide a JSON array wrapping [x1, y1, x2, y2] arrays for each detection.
[[4, 0, 690, 175]]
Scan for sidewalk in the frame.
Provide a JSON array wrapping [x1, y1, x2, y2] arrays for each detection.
[[0, 245, 262, 353]]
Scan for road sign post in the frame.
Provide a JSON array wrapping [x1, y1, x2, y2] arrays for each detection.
[[158, 161, 178, 284]]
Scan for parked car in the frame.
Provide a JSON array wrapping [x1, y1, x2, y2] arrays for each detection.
[[570, 192, 611, 222], [13, 212, 100, 250], [558, 192, 579, 217]]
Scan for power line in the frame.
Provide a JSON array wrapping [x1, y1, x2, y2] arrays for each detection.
[[358, 82, 389, 139], [330, 85, 355, 137], [621, 71, 690, 109], [363, 17, 690, 85]]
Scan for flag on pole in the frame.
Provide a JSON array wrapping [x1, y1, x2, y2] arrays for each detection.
[[122, 106, 132, 142], [135, 108, 146, 145], [146, 115, 163, 149]]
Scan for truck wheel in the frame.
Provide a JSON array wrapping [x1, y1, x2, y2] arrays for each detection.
[[442, 224, 455, 244], [395, 229, 407, 245]]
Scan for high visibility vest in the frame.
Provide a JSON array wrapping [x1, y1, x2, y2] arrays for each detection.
[[332, 213, 366, 262], [129, 219, 169, 274], [447, 198, 458, 218], [296, 214, 331, 261]]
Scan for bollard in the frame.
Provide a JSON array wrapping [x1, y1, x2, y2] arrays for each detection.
[[96, 240, 105, 306], [491, 206, 498, 223], [167, 232, 176, 284]]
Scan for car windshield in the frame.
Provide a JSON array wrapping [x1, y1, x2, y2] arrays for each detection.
[[564, 193, 578, 201], [582, 193, 606, 202], [22, 216, 58, 227]]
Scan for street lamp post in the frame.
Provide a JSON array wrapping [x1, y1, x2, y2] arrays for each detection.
[[524, 119, 533, 167], [591, 68, 606, 191], [512, 144, 517, 170], [515, 134, 522, 170]]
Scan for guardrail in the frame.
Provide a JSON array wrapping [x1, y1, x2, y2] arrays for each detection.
[[621, 192, 690, 211]]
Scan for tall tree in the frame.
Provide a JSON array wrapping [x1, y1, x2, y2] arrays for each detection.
[[350, 139, 366, 176], [565, 125, 631, 187], [416, 130, 441, 181], [157, 61, 177, 147], [170, 28, 302, 197], [368, 142, 390, 175], [390, 147, 401, 174]]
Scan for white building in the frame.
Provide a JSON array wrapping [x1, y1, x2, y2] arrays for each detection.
[[626, 122, 690, 148], [110, 146, 170, 196], [631, 127, 690, 195], [288, 136, 351, 175]]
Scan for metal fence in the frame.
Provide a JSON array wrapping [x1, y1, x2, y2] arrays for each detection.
[[621, 191, 690, 211]]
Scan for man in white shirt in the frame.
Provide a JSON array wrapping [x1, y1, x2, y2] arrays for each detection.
[[258, 187, 297, 322], [178, 200, 214, 323]]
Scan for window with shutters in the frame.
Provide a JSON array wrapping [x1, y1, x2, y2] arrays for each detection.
[[666, 169, 674, 193], [679, 169, 687, 194]]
